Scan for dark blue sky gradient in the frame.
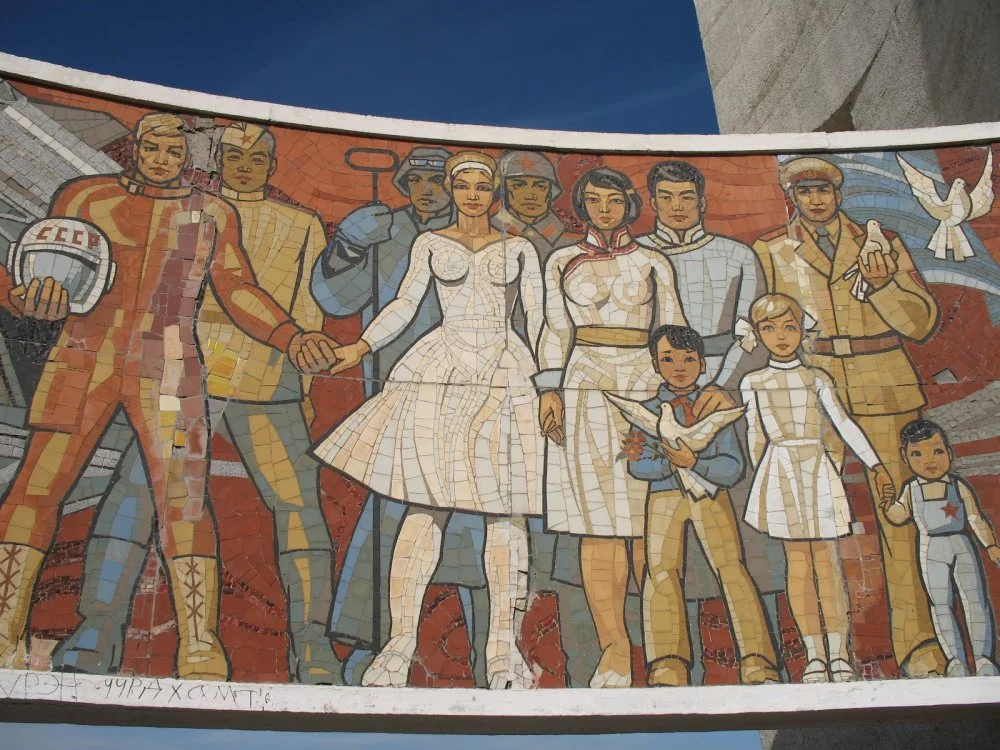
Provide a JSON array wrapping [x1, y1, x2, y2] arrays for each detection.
[[1, 0, 719, 134]]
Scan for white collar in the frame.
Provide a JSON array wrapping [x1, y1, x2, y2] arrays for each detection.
[[768, 358, 802, 370], [917, 475, 952, 485], [655, 221, 706, 246]]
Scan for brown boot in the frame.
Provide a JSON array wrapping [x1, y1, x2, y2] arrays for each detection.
[[740, 654, 781, 684], [0, 543, 44, 666], [647, 656, 690, 687], [902, 641, 948, 678], [166, 556, 229, 681]]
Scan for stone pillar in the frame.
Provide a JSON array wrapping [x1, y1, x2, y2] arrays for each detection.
[[694, 0, 1000, 133]]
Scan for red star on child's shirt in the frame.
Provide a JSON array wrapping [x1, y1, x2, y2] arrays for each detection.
[[943, 502, 960, 519]]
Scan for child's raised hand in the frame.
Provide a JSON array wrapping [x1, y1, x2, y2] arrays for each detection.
[[988, 545, 1000, 568], [692, 386, 736, 420]]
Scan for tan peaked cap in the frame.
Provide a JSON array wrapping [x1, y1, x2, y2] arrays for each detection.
[[778, 157, 844, 190]]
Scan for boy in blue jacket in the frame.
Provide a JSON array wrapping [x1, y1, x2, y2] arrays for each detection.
[[623, 325, 779, 686]]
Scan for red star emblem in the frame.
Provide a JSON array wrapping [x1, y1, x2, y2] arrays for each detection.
[[943, 502, 960, 519], [239, 131, 256, 147], [516, 155, 536, 172]]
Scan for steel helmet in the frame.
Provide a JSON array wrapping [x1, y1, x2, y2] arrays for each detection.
[[10, 217, 116, 314]]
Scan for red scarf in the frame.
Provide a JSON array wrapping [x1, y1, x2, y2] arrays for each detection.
[[565, 226, 637, 278]]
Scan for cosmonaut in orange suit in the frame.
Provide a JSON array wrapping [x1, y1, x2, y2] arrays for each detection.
[[0, 113, 339, 679]]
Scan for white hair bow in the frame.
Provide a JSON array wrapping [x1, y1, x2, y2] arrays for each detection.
[[734, 312, 818, 353], [734, 318, 758, 352]]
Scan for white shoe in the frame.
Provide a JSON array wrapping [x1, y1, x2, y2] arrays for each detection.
[[974, 657, 999, 677], [945, 658, 970, 678], [589, 644, 632, 688], [487, 650, 535, 690], [589, 666, 632, 688], [829, 658, 856, 683], [801, 658, 829, 683], [360, 635, 417, 687]]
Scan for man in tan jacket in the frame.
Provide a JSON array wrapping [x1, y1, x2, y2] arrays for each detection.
[[752, 156, 946, 677]]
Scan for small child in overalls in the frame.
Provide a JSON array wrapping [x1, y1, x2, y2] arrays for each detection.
[[883, 419, 1000, 677]]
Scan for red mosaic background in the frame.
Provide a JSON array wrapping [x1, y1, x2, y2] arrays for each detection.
[[12, 80, 1000, 687]]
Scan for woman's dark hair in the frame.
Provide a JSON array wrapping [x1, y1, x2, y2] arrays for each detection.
[[571, 167, 642, 225]]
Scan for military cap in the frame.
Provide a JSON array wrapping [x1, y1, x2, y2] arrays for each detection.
[[392, 146, 453, 195], [219, 122, 273, 151], [778, 157, 844, 190], [497, 150, 563, 200]]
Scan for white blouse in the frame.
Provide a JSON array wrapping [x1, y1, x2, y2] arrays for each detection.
[[740, 358, 880, 469], [361, 231, 544, 355]]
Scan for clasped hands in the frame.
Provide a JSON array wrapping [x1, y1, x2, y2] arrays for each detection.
[[266, 335, 371, 376]]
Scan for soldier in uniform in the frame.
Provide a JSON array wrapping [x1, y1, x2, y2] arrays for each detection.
[[53, 122, 343, 684], [0, 113, 338, 676], [311, 147, 494, 686], [492, 151, 578, 261], [752, 156, 946, 678]]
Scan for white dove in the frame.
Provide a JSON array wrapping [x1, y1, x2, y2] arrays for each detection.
[[842, 219, 892, 301], [604, 391, 746, 499], [896, 149, 994, 261]]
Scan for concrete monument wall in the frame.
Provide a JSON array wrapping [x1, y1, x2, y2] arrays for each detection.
[[694, 0, 1000, 134]]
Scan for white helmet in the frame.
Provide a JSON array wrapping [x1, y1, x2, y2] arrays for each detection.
[[9, 217, 116, 315]]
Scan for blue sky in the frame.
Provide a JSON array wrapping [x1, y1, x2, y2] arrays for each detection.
[[0, 1, 752, 747], [0, 0, 719, 134], [4, 724, 758, 749]]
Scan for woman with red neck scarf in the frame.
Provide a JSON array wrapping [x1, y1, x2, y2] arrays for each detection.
[[535, 167, 688, 688]]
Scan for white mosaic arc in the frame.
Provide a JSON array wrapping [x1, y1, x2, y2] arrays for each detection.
[[1, 52, 1000, 153], [1, 669, 998, 726]]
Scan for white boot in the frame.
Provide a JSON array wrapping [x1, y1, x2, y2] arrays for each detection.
[[484, 518, 534, 690], [974, 657, 1000, 676], [362, 635, 419, 687], [361, 509, 446, 688], [946, 658, 970, 677]]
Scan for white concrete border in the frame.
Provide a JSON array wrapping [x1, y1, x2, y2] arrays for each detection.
[[2, 52, 1000, 153], [2, 52, 1000, 731], [1, 669, 998, 732]]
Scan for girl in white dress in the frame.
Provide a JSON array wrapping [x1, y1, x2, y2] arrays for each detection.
[[536, 167, 687, 687], [738, 293, 894, 684], [314, 152, 545, 689]]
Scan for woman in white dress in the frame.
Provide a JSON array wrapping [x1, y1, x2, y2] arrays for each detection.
[[738, 293, 894, 684], [536, 167, 687, 687], [314, 152, 545, 689]]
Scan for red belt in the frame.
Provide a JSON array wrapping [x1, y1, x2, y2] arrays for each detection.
[[810, 333, 902, 357]]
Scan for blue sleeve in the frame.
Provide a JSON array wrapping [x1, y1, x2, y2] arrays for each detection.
[[626, 426, 673, 481], [691, 423, 745, 489], [310, 244, 374, 318]]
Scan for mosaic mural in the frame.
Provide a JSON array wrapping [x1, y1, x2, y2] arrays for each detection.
[[0, 76, 998, 693]]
